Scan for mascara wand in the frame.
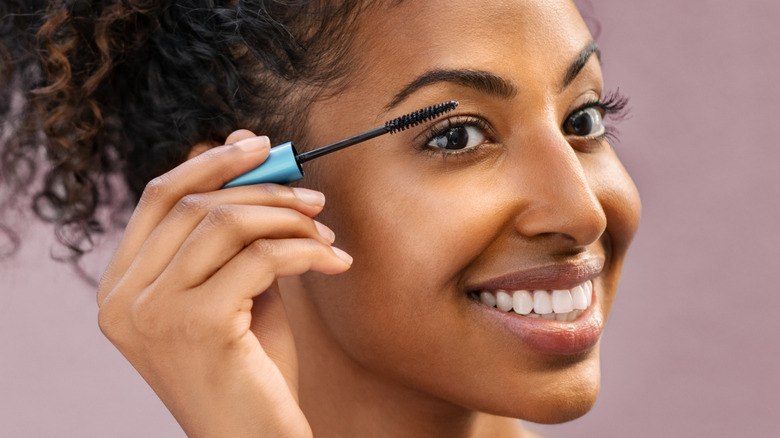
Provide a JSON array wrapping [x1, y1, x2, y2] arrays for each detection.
[[223, 100, 458, 188]]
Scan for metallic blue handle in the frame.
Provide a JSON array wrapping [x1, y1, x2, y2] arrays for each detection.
[[223, 142, 304, 188]]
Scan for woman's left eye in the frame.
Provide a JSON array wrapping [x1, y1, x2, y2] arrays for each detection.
[[427, 124, 486, 150], [564, 107, 606, 138]]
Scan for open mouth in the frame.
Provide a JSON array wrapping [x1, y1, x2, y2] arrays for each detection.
[[469, 280, 593, 322]]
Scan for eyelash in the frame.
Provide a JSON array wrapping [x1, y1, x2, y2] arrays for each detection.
[[418, 88, 631, 160]]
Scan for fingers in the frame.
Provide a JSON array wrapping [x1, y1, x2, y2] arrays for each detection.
[[158, 203, 339, 290], [106, 184, 328, 301], [99, 134, 270, 303], [198, 237, 352, 307]]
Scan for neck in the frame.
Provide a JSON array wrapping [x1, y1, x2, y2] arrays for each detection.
[[279, 276, 529, 438]]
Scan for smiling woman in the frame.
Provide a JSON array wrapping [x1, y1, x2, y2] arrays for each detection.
[[1, 0, 639, 437]]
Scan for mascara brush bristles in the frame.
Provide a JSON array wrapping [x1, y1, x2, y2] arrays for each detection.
[[295, 100, 458, 163], [385, 100, 459, 134]]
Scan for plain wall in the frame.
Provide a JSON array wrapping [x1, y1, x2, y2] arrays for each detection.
[[2, 1, 778, 436]]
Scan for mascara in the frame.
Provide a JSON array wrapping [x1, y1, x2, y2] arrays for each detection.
[[223, 100, 458, 188]]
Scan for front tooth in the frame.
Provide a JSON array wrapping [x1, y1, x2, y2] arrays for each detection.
[[513, 290, 534, 315], [584, 281, 593, 307], [496, 291, 513, 312], [533, 290, 553, 314], [555, 312, 569, 321], [479, 291, 497, 307], [571, 285, 588, 310], [552, 290, 574, 313], [541, 313, 556, 320]]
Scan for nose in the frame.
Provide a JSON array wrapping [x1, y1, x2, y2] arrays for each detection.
[[511, 129, 607, 249]]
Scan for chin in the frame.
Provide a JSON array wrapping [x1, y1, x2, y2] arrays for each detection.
[[515, 355, 601, 424], [470, 349, 603, 425], [521, 381, 600, 424]]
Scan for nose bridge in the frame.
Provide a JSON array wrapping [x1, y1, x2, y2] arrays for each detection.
[[511, 127, 607, 248]]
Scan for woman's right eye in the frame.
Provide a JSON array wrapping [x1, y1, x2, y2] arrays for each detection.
[[427, 124, 487, 151]]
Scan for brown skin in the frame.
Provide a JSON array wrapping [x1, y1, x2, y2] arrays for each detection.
[[97, 1, 639, 437]]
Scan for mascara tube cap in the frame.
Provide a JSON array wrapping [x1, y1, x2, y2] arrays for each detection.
[[223, 142, 304, 188]]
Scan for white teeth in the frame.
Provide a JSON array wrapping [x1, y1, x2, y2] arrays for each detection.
[[533, 290, 553, 315], [552, 290, 574, 314], [475, 280, 593, 322], [479, 291, 497, 307], [513, 290, 534, 315], [571, 285, 588, 310], [496, 291, 514, 312], [584, 281, 593, 307]]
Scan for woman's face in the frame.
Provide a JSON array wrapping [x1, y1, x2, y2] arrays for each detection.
[[288, 0, 640, 423]]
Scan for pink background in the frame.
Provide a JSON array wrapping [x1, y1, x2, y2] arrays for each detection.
[[2, 1, 778, 436]]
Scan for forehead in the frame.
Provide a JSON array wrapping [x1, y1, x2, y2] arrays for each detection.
[[344, 0, 593, 105]]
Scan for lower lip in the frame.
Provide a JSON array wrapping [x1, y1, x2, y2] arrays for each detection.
[[470, 290, 604, 356]]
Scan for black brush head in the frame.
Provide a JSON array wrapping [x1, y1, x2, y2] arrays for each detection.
[[385, 100, 458, 134]]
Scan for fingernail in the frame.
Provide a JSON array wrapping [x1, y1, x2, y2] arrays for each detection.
[[314, 221, 336, 243], [292, 187, 325, 206], [234, 136, 269, 152], [331, 246, 353, 265]]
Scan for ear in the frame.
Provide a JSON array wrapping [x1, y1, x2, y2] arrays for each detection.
[[186, 129, 260, 160]]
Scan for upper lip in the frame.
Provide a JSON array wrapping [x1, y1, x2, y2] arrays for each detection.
[[466, 256, 605, 292]]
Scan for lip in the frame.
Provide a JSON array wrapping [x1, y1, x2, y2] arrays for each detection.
[[466, 256, 605, 292], [466, 257, 606, 356]]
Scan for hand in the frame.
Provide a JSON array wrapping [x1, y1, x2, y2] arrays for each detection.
[[97, 131, 352, 438]]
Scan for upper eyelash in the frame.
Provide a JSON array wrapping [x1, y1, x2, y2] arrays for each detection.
[[598, 88, 631, 143], [570, 88, 630, 121]]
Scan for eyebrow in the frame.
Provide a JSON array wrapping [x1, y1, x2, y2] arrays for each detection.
[[386, 41, 601, 110], [385, 69, 517, 110], [562, 41, 601, 90]]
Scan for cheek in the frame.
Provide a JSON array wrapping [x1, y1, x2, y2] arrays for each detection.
[[303, 160, 506, 362], [591, 150, 641, 257], [586, 149, 641, 314]]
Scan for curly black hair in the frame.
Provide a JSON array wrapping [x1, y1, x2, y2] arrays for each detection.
[[0, 0, 370, 262]]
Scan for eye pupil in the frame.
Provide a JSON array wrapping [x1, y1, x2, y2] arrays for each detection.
[[570, 112, 593, 136], [566, 107, 604, 137], [426, 121, 487, 152], [436, 126, 469, 149]]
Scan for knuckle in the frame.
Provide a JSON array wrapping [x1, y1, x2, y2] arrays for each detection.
[[97, 304, 121, 340], [253, 183, 290, 200], [246, 238, 274, 259], [174, 194, 211, 217], [97, 294, 133, 347], [203, 204, 240, 228], [139, 175, 170, 206]]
